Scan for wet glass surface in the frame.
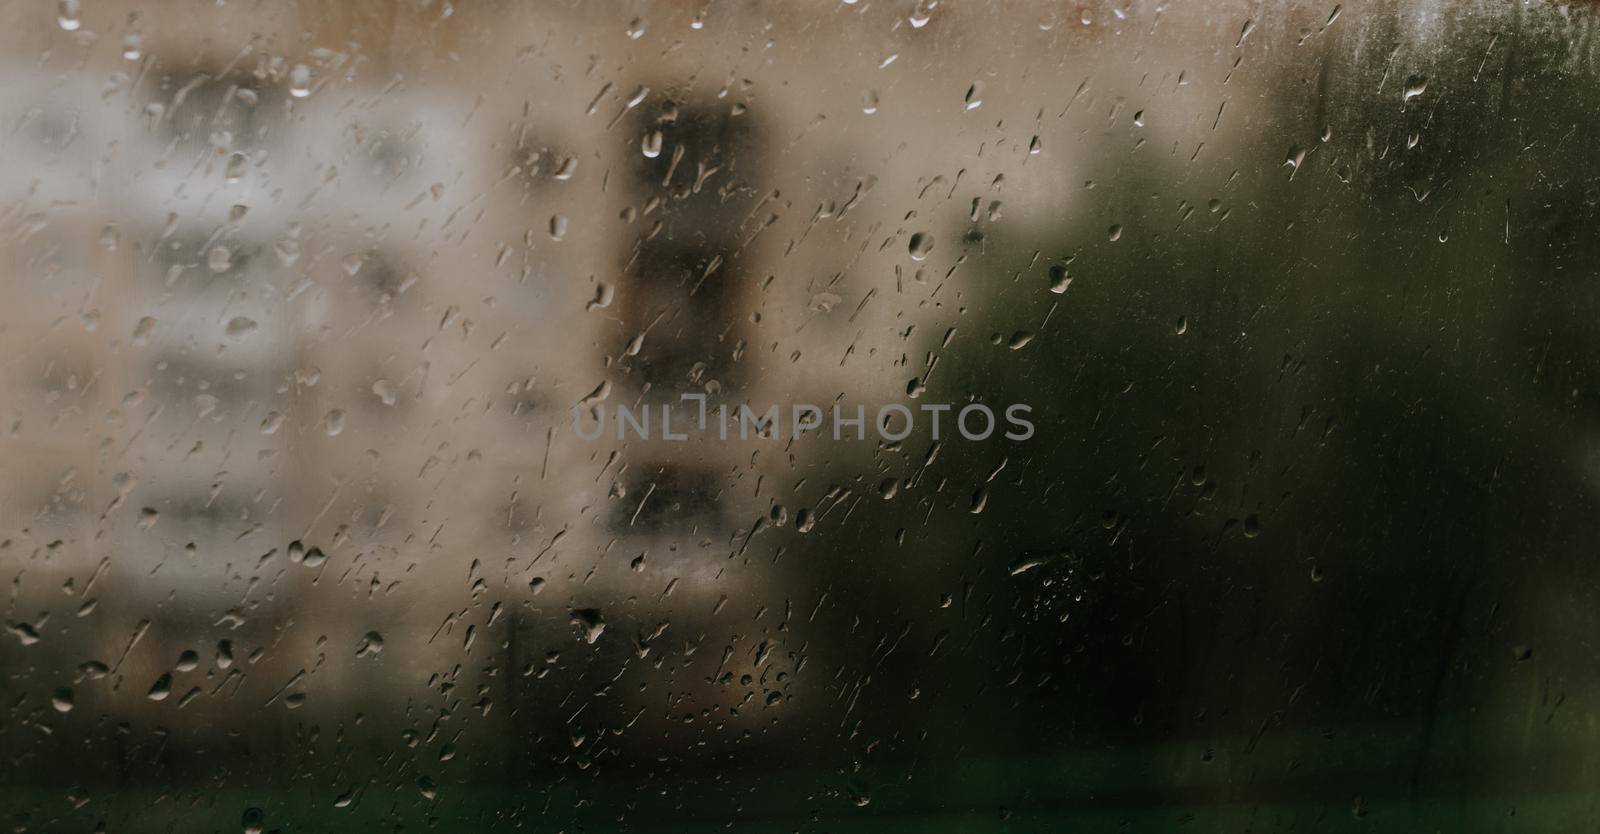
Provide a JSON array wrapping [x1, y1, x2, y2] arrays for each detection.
[[4, 1, 1600, 831]]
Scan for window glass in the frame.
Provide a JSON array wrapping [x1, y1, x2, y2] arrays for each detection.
[[3, 2, 1598, 831]]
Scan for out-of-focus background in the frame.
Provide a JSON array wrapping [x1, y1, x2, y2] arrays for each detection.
[[3, 0, 1600, 831]]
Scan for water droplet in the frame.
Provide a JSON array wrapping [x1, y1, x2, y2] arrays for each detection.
[[625, 17, 647, 39], [57, 0, 80, 31], [51, 687, 74, 712], [909, 0, 935, 27], [641, 129, 663, 158], [242, 807, 265, 834], [207, 246, 233, 273], [1107, 224, 1123, 242], [288, 63, 312, 98], [964, 82, 984, 111], [1402, 75, 1428, 104], [356, 631, 384, 658], [274, 237, 301, 266], [908, 232, 934, 261], [862, 90, 879, 115], [1048, 264, 1072, 294], [122, 33, 142, 61], [809, 291, 843, 312], [549, 214, 568, 241], [1284, 144, 1306, 179], [1236, 19, 1257, 48], [8, 622, 40, 645], [224, 317, 258, 341], [570, 608, 606, 644], [147, 673, 172, 701], [323, 409, 346, 436]]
